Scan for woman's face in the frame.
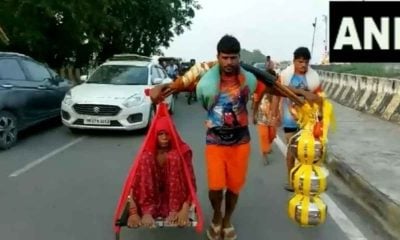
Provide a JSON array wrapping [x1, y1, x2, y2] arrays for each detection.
[[157, 130, 171, 148]]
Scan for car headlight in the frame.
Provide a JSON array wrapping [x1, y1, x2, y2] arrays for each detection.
[[122, 94, 144, 108], [63, 90, 73, 106]]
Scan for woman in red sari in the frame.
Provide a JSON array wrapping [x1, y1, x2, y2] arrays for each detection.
[[127, 116, 196, 228]]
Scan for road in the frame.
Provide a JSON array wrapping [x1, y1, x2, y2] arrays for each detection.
[[0, 96, 389, 240]]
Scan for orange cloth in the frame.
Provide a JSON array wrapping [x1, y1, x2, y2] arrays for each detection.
[[205, 143, 250, 194], [254, 80, 267, 99], [170, 61, 271, 98], [257, 125, 276, 154]]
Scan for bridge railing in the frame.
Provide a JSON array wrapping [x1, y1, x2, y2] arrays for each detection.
[[318, 70, 400, 124]]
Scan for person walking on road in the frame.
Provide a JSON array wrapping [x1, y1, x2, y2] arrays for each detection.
[[265, 55, 276, 76], [252, 90, 279, 165], [148, 36, 319, 239], [274, 47, 323, 192]]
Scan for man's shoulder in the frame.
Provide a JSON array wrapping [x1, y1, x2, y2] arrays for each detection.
[[279, 66, 293, 85], [304, 67, 321, 92], [306, 67, 321, 82]]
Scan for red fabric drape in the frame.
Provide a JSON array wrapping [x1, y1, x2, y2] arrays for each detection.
[[113, 101, 204, 234]]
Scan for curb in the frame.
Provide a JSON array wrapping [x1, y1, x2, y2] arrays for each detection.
[[326, 152, 400, 239]]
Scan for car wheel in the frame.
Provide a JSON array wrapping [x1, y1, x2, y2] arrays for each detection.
[[0, 111, 18, 150]]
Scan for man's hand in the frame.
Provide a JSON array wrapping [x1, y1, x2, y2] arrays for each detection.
[[149, 84, 171, 103], [301, 90, 321, 104], [204, 120, 213, 129], [269, 116, 280, 127]]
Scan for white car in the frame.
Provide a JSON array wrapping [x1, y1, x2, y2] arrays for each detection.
[[61, 54, 175, 132]]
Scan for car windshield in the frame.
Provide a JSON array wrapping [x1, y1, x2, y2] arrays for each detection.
[[87, 65, 148, 85]]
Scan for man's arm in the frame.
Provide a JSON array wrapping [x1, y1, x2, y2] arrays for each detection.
[[269, 94, 281, 126], [290, 87, 322, 104], [252, 93, 261, 124], [261, 79, 321, 106], [149, 61, 217, 103]]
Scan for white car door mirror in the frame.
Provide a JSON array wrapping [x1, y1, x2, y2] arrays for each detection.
[[152, 77, 163, 85], [80, 75, 88, 82]]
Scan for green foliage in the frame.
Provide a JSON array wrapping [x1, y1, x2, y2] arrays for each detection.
[[0, 0, 201, 68], [240, 49, 267, 64]]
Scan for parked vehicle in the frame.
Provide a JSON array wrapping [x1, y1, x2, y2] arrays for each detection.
[[61, 54, 175, 132], [0, 52, 71, 149]]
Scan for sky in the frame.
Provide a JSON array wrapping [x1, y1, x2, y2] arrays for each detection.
[[162, 0, 332, 64]]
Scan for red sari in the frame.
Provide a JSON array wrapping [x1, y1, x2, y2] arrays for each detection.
[[131, 116, 196, 218], [113, 102, 203, 234]]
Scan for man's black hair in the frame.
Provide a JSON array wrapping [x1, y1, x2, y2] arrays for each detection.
[[293, 47, 311, 60], [217, 35, 241, 54]]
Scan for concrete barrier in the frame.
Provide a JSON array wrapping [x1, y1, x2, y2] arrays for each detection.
[[318, 70, 400, 125], [319, 70, 400, 238]]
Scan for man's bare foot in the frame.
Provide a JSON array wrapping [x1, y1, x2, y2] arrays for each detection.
[[141, 214, 155, 228], [166, 211, 178, 225], [127, 214, 141, 228], [177, 202, 190, 227]]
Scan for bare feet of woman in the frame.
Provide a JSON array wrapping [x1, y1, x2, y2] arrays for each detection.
[[166, 211, 178, 225], [126, 200, 141, 228], [127, 214, 142, 228], [177, 202, 190, 227], [141, 214, 156, 228]]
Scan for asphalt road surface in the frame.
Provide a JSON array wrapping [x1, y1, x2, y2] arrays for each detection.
[[0, 95, 391, 240]]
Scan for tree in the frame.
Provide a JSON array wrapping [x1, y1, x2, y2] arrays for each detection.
[[0, 0, 201, 68], [240, 48, 267, 64]]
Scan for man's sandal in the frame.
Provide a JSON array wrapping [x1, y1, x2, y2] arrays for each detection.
[[221, 226, 238, 240], [206, 222, 222, 240]]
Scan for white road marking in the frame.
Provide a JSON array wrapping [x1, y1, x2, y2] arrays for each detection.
[[274, 136, 368, 240], [9, 137, 85, 177]]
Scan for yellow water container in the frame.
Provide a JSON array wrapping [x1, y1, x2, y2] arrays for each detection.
[[288, 130, 324, 165], [288, 194, 327, 226], [291, 164, 328, 196]]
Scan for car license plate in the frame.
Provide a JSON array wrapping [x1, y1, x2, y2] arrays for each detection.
[[83, 118, 111, 125]]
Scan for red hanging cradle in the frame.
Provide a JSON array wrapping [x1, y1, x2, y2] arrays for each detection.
[[113, 93, 204, 240]]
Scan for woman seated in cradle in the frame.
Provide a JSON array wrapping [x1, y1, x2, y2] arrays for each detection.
[[127, 116, 196, 228]]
